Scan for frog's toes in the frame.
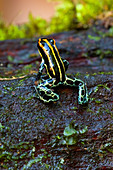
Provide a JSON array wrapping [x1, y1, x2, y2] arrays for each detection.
[[51, 93, 59, 100], [78, 95, 88, 105], [42, 92, 59, 103], [35, 85, 59, 102], [46, 89, 52, 94]]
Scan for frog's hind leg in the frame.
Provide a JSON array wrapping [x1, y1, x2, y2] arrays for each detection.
[[35, 79, 59, 103], [65, 77, 88, 104]]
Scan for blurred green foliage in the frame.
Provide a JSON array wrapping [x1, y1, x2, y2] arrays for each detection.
[[49, 0, 77, 32], [76, 0, 113, 24], [0, 0, 113, 40], [0, 13, 47, 40]]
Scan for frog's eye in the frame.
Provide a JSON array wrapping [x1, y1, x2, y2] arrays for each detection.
[[49, 39, 54, 44]]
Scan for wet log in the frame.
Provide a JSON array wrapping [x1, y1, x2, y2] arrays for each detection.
[[0, 23, 113, 169]]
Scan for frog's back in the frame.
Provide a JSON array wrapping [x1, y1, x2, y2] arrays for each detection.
[[38, 38, 66, 83]]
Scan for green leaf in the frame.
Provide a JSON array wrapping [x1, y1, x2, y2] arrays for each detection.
[[79, 126, 88, 134], [95, 100, 102, 104], [0, 123, 4, 130], [66, 136, 77, 145], [88, 35, 101, 41], [7, 56, 14, 62], [60, 158, 65, 164], [63, 125, 77, 136]]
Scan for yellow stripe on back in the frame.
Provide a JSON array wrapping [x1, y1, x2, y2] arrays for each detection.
[[38, 39, 55, 77], [44, 39, 63, 81]]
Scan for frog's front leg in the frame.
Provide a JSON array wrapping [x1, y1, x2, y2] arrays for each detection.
[[65, 77, 88, 104], [35, 59, 45, 81], [35, 79, 59, 103], [62, 59, 69, 71]]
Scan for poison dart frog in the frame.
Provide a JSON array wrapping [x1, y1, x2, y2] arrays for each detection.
[[34, 38, 88, 104]]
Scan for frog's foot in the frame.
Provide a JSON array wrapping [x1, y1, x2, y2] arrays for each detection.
[[65, 77, 88, 105], [34, 85, 59, 103]]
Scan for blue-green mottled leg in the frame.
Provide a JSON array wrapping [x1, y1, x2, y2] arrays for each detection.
[[65, 77, 88, 104], [62, 59, 69, 71], [78, 81, 88, 104], [35, 60, 44, 81], [35, 79, 59, 103]]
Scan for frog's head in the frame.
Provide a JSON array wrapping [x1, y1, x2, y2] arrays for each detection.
[[37, 38, 57, 58], [37, 38, 55, 50]]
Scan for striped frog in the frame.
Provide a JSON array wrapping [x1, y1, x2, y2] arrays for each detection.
[[35, 38, 88, 104]]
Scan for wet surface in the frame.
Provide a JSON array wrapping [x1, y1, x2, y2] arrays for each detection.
[[0, 23, 113, 169]]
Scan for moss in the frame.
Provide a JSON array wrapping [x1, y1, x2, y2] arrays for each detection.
[[88, 35, 101, 41], [70, 106, 78, 110], [3, 86, 13, 91], [87, 108, 94, 113], [99, 142, 113, 155], [95, 100, 102, 104], [92, 73, 97, 76], [50, 121, 88, 146], [22, 151, 51, 169], [62, 124, 88, 146], [0, 140, 37, 169], [94, 83, 110, 94], [98, 72, 113, 75]]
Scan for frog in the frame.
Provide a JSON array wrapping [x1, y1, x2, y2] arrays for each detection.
[[34, 38, 88, 104]]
